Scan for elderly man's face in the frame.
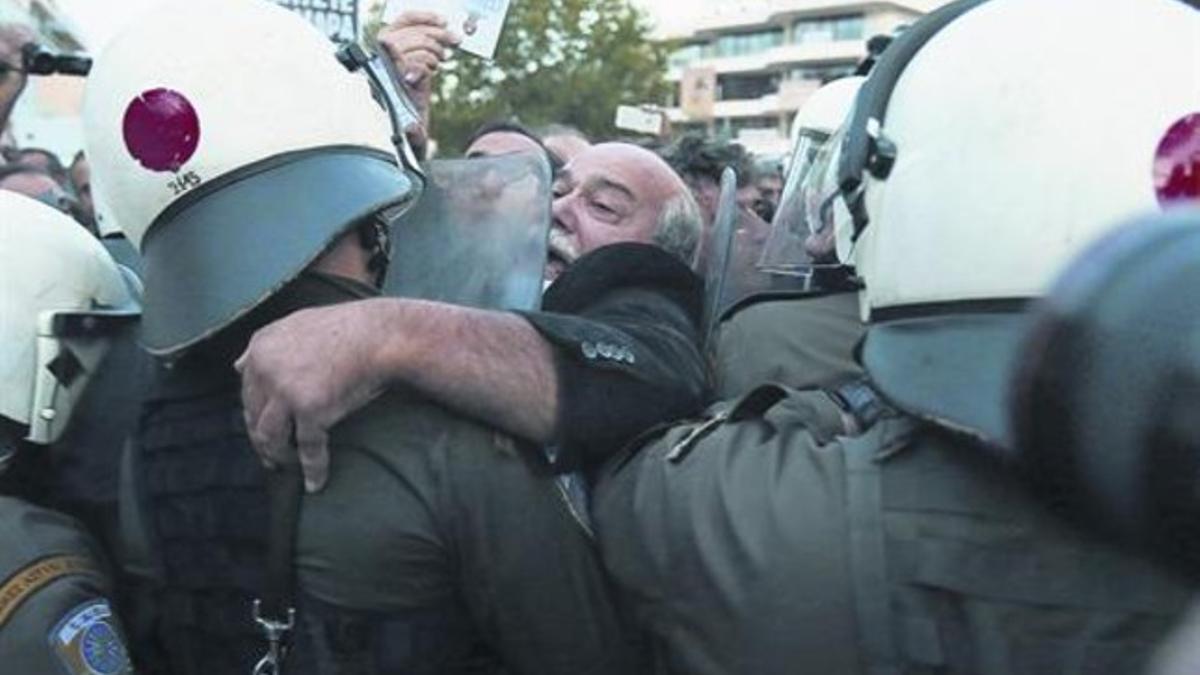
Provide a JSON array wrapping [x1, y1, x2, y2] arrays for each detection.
[[547, 143, 681, 281]]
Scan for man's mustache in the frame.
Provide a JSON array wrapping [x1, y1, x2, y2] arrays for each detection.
[[548, 227, 579, 263]]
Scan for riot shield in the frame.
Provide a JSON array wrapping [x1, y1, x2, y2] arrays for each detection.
[[701, 168, 739, 349], [383, 152, 552, 311], [701, 168, 800, 349]]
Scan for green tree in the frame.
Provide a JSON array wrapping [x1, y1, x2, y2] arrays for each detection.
[[366, 0, 669, 154]]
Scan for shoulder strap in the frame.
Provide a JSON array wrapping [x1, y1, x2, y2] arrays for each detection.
[[253, 466, 304, 672], [118, 439, 161, 582]]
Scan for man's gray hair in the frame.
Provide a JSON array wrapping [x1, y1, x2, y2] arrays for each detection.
[[652, 190, 703, 268]]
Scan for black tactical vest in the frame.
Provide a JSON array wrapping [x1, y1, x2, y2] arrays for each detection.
[[125, 275, 516, 675], [133, 359, 271, 675]]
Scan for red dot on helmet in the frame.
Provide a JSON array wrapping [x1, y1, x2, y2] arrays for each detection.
[[122, 88, 201, 174], [1154, 113, 1200, 208]]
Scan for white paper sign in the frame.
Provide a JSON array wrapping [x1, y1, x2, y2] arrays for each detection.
[[615, 105, 666, 136], [383, 0, 512, 60]]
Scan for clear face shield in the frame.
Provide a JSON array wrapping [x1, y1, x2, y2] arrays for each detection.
[[338, 45, 550, 313], [757, 124, 853, 282], [382, 152, 552, 311], [700, 168, 785, 347]]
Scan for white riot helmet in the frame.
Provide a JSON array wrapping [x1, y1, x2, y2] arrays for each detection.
[[812, 0, 1200, 447], [0, 192, 139, 462], [90, 176, 121, 238], [785, 76, 865, 173], [83, 0, 419, 357], [759, 76, 864, 279]]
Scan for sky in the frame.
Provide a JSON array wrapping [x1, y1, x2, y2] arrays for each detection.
[[55, 0, 164, 51], [56, 0, 726, 53]]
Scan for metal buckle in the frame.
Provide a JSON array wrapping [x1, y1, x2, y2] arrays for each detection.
[[251, 599, 296, 675]]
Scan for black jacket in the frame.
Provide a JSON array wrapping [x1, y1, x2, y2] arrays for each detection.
[[517, 242, 708, 470]]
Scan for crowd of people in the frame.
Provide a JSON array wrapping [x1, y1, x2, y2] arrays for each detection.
[[1, 0, 1199, 674]]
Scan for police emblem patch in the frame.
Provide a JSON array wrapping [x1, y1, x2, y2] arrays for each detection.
[[48, 600, 132, 675]]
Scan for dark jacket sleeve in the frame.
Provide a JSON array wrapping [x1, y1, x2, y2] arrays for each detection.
[[513, 243, 710, 471]]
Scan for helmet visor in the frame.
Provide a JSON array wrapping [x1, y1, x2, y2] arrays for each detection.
[[758, 125, 848, 277]]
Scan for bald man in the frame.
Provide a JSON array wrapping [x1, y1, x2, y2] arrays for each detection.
[[236, 143, 708, 671]]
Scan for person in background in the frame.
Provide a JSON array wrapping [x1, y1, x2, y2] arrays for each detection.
[[0, 163, 89, 232], [0, 191, 139, 675], [68, 151, 95, 229], [464, 118, 560, 171], [659, 133, 760, 234], [754, 159, 784, 220], [12, 147, 69, 187]]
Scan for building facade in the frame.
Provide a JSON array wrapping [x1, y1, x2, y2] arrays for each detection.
[[660, 0, 944, 158]]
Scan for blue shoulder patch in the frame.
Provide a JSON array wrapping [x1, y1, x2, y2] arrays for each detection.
[[48, 599, 132, 675]]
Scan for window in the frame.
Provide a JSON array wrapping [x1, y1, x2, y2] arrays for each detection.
[[707, 29, 784, 58], [669, 44, 704, 69], [788, 64, 856, 84], [718, 73, 780, 101], [793, 15, 864, 45], [730, 116, 779, 134]]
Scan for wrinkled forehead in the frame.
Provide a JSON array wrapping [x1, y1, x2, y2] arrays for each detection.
[[562, 145, 678, 204]]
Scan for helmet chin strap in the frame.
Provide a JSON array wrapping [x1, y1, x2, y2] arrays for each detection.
[[358, 216, 392, 289]]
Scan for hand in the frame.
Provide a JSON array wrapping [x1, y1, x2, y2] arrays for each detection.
[[236, 300, 391, 492], [377, 11, 460, 88], [376, 12, 459, 149]]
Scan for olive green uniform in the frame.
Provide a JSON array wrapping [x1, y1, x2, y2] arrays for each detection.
[[123, 244, 706, 675], [711, 290, 864, 400], [0, 496, 134, 675], [593, 292, 1190, 674], [593, 386, 1190, 675], [296, 391, 636, 674]]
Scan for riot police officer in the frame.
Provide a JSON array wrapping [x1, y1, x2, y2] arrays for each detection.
[[86, 2, 697, 673], [0, 191, 140, 675], [709, 74, 867, 401], [593, 0, 1200, 673]]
